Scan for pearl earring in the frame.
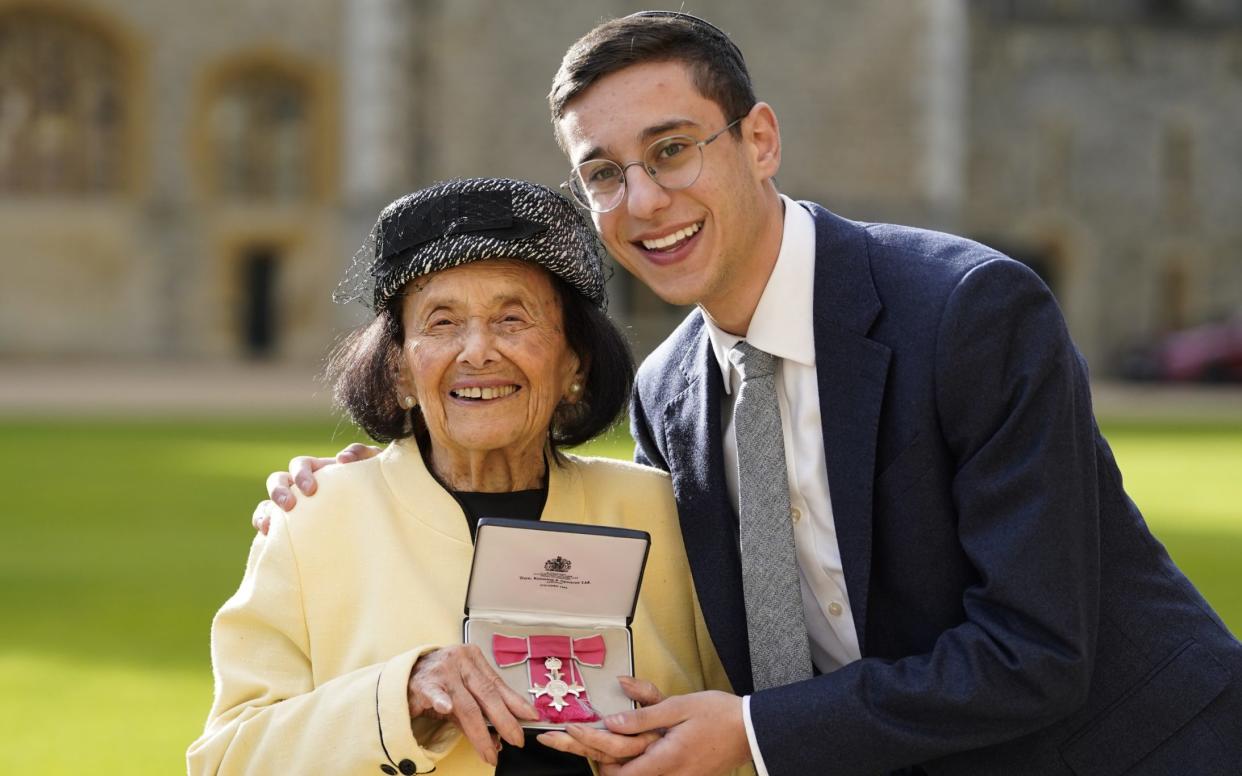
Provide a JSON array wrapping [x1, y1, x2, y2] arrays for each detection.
[[401, 395, 416, 409], [569, 382, 582, 395]]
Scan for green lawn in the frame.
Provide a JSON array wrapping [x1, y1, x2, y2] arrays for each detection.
[[0, 417, 1238, 774]]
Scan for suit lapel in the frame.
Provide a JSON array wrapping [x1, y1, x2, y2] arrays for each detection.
[[661, 329, 754, 694], [805, 203, 890, 654], [654, 204, 889, 683]]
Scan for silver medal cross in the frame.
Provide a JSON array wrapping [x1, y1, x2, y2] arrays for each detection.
[[530, 656, 584, 712]]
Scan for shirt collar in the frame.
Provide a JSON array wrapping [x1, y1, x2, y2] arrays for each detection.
[[704, 195, 817, 394]]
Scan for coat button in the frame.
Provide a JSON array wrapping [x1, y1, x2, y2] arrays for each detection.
[[398, 760, 417, 775], [380, 766, 397, 775]]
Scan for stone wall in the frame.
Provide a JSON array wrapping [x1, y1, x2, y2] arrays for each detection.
[[966, 7, 1242, 365], [0, 0, 345, 360], [3, 0, 1237, 371]]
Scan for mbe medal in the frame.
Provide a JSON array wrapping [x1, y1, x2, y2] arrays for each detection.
[[530, 656, 586, 712], [492, 634, 604, 723]]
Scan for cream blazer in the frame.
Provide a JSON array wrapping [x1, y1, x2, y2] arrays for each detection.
[[188, 440, 748, 775]]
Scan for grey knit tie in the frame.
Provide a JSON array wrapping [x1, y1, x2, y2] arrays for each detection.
[[731, 342, 813, 690]]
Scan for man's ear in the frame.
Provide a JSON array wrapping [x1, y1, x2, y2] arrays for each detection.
[[745, 102, 781, 181]]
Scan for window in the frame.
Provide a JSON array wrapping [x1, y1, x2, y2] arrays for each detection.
[[1162, 123, 1196, 227], [208, 69, 310, 200], [0, 10, 126, 195]]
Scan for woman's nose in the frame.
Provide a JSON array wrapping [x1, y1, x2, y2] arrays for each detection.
[[456, 319, 497, 366]]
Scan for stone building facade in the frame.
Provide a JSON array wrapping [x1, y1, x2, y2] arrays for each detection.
[[1, 0, 1238, 372], [1, 0, 344, 360], [965, 0, 1242, 368]]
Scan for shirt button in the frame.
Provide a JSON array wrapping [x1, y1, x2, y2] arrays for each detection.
[[791, 507, 802, 523], [827, 601, 844, 617]]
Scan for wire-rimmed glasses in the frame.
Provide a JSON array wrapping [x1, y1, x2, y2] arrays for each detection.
[[562, 118, 743, 213]]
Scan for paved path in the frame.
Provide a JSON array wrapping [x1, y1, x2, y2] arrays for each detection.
[[1, 360, 1241, 420], [0, 360, 331, 416], [1090, 381, 1242, 421]]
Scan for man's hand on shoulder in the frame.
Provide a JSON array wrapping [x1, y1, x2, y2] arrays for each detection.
[[598, 690, 750, 776], [251, 443, 382, 534]]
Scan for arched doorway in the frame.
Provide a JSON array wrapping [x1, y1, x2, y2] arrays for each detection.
[[239, 245, 280, 357]]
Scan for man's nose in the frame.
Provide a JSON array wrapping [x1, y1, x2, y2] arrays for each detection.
[[624, 164, 671, 220]]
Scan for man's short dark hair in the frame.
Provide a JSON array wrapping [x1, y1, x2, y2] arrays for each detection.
[[549, 12, 756, 148], [327, 271, 634, 453]]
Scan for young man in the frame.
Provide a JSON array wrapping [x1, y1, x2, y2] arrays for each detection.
[[263, 12, 1242, 776]]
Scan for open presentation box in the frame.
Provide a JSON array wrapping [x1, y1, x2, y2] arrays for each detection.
[[463, 518, 651, 730]]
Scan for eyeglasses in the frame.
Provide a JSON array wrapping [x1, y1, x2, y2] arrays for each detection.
[[562, 118, 743, 213]]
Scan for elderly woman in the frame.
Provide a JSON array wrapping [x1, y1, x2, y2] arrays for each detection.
[[187, 178, 735, 776]]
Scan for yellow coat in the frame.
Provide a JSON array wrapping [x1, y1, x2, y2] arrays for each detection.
[[188, 440, 747, 775]]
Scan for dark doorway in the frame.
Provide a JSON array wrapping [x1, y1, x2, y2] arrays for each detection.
[[240, 247, 279, 357]]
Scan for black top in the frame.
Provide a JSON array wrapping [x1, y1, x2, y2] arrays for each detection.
[[450, 487, 592, 776], [454, 488, 547, 540]]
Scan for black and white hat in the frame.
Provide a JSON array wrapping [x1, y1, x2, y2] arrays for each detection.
[[335, 177, 609, 313]]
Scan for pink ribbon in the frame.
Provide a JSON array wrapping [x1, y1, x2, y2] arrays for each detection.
[[492, 634, 606, 723]]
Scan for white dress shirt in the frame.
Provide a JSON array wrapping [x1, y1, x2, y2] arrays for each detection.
[[702, 196, 862, 775]]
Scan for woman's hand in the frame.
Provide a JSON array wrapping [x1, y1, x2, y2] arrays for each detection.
[[407, 644, 541, 767], [251, 444, 382, 534], [536, 676, 665, 763]]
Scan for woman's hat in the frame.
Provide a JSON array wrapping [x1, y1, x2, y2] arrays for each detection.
[[335, 177, 608, 312]]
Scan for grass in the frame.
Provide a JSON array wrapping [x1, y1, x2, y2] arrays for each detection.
[[0, 416, 1238, 774]]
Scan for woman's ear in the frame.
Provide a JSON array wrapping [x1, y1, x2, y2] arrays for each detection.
[[565, 352, 589, 403], [394, 347, 417, 407]]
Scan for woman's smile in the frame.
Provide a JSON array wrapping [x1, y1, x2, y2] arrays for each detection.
[[449, 383, 521, 401]]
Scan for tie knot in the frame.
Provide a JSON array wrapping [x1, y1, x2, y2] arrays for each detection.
[[731, 341, 778, 381]]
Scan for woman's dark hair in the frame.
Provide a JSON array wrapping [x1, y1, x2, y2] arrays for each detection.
[[549, 13, 756, 148], [327, 269, 633, 454]]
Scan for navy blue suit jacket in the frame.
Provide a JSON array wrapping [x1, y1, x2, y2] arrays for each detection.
[[630, 203, 1242, 775]]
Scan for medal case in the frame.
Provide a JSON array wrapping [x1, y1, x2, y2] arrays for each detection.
[[463, 518, 651, 730]]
